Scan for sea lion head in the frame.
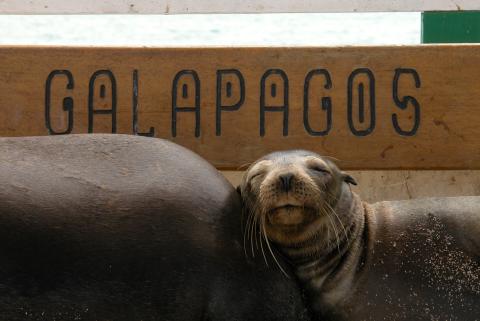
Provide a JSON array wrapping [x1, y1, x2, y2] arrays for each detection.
[[238, 150, 357, 249]]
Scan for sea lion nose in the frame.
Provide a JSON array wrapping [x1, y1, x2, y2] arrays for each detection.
[[279, 173, 294, 192]]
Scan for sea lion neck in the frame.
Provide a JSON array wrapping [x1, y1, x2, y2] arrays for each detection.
[[284, 187, 370, 315]]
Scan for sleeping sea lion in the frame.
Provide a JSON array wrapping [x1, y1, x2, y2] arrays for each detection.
[[238, 150, 480, 321]]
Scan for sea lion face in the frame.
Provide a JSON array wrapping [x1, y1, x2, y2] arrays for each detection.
[[239, 150, 356, 245]]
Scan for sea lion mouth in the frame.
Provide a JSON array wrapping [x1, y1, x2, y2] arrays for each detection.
[[267, 204, 316, 226], [272, 204, 301, 211], [269, 204, 313, 213]]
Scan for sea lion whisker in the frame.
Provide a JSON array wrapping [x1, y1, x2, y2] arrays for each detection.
[[242, 206, 255, 257], [261, 216, 290, 278], [325, 224, 334, 251], [244, 206, 252, 238], [248, 203, 259, 258], [321, 204, 341, 254], [324, 201, 350, 243], [246, 211, 256, 258], [316, 208, 332, 252], [258, 212, 270, 267], [253, 208, 262, 258], [327, 216, 341, 254], [243, 196, 262, 259], [252, 202, 263, 251], [321, 205, 341, 253], [242, 213, 249, 258], [246, 205, 254, 246], [240, 209, 248, 256]]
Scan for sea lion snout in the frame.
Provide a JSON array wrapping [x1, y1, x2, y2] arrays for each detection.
[[260, 166, 320, 218], [278, 172, 294, 192]]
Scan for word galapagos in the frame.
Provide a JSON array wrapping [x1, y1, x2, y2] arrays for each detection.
[[45, 68, 421, 137]]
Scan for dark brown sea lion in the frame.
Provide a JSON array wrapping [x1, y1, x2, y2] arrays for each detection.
[[238, 150, 480, 321], [0, 135, 312, 321]]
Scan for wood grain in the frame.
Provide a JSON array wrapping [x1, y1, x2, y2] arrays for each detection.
[[0, 45, 479, 170]]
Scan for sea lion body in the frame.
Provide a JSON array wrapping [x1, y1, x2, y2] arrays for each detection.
[[317, 193, 480, 321], [239, 150, 480, 321], [0, 135, 311, 321]]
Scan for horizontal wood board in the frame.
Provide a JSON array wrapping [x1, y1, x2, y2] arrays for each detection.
[[1, 0, 479, 14], [0, 45, 479, 170]]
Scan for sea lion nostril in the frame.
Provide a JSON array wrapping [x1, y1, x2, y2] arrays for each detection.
[[279, 173, 294, 192]]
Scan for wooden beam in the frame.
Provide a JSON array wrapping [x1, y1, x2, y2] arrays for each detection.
[[1, 0, 479, 14], [0, 45, 479, 170]]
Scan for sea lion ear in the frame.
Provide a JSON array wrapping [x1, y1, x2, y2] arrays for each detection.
[[236, 185, 242, 196], [342, 173, 358, 186]]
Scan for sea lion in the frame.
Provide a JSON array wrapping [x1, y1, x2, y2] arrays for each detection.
[[0, 135, 312, 321], [238, 150, 480, 321]]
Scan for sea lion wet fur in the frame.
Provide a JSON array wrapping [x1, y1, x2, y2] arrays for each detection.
[[239, 150, 480, 321]]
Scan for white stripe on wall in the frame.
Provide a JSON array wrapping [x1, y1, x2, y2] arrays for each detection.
[[1, 0, 479, 14]]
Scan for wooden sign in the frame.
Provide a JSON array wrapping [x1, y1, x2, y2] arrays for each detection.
[[0, 45, 479, 169]]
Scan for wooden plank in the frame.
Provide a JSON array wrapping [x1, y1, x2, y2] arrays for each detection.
[[0, 45, 479, 170], [1, 0, 479, 14], [222, 170, 480, 202]]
